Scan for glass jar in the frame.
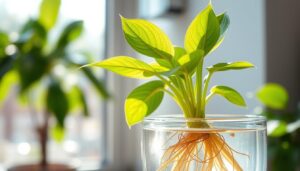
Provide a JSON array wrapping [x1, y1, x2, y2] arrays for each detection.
[[142, 114, 267, 171]]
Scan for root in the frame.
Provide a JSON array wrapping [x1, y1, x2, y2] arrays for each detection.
[[158, 132, 247, 171]]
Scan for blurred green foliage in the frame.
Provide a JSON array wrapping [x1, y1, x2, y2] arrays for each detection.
[[257, 83, 300, 171], [0, 0, 109, 140]]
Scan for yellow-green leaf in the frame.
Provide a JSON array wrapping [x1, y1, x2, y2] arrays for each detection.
[[177, 50, 204, 74], [269, 121, 287, 137], [207, 61, 254, 72], [121, 16, 174, 59], [125, 80, 164, 127], [86, 56, 155, 79], [39, 0, 61, 30], [257, 83, 288, 110], [51, 124, 65, 142], [209, 85, 246, 107], [0, 70, 18, 102], [184, 4, 220, 54]]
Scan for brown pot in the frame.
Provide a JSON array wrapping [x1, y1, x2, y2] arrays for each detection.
[[8, 164, 76, 171]]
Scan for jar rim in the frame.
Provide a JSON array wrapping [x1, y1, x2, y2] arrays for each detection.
[[143, 114, 266, 123]]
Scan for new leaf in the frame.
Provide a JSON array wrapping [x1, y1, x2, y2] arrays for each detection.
[[125, 80, 164, 127], [184, 4, 220, 54]]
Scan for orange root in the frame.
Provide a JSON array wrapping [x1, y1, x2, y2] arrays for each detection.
[[158, 132, 246, 171]]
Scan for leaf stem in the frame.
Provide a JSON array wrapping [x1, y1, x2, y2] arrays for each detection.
[[195, 59, 204, 117], [201, 71, 213, 115], [155, 74, 190, 116], [184, 73, 196, 115]]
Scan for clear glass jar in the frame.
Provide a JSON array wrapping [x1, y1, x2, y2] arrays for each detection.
[[142, 114, 267, 171]]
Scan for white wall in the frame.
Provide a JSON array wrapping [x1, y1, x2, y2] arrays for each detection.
[[150, 0, 265, 115]]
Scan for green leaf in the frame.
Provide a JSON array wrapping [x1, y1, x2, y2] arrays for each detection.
[[209, 85, 246, 107], [172, 47, 187, 65], [51, 124, 65, 142], [173, 47, 187, 60], [38, 0, 61, 30], [125, 80, 164, 127], [18, 20, 47, 49], [0, 56, 14, 80], [269, 121, 287, 137], [78, 88, 89, 117], [0, 70, 18, 102], [217, 13, 230, 37], [207, 61, 254, 72], [0, 32, 10, 57], [85, 56, 155, 79], [81, 67, 109, 99], [121, 16, 174, 59], [184, 4, 220, 54], [177, 50, 204, 74], [257, 83, 288, 110], [149, 62, 170, 73], [15, 51, 49, 92], [46, 82, 69, 127], [56, 21, 83, 50]]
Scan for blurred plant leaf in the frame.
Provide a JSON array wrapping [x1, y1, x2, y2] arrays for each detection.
[[18, 20, 47, 50], [46, 82, 69, 127], [0, 56, 15, 80], [67, 86, 82, 112], [39, 0, 61, 30], [125, 80, 164, 127], [0, 32, 10, 57], [55, 21, 83, 52], [67, 85, 90, 117], [257, 83, 288, 110], [51, 124, 65, 142], [81, 67, 109, 99], [15, 51, 49, 91], [78, 88, 89, 117], [121, 16, 174, 59], [269, 121, 287, 137], [0, 70, 18, 102]]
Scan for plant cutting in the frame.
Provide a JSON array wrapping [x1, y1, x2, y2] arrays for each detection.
[[85, 3, 266, 171], [0, 0, 108, 170]]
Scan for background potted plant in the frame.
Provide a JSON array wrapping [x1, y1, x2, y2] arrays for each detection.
[[86, 3, 267, 171], [257, 83, 300, 171], [0, 0, 108, 170]]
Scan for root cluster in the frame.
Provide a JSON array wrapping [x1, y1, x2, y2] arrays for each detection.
[[158, 132, 246, 171]]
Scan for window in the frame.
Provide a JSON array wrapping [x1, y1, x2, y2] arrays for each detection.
[[0, 0, 107, 170]]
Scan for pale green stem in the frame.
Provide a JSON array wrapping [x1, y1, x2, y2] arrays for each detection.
[[173, 76, 193, 117], [195, 59, 204, 117], [155, 74, 190, 117], [184, 73, 196, 115], [200, 71, 213, 115]]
